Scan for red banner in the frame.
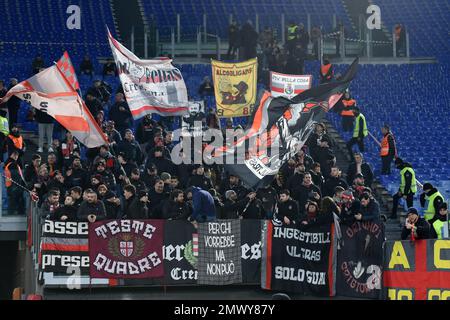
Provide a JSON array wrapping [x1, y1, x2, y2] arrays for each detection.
[[89, 220, 165, 279]]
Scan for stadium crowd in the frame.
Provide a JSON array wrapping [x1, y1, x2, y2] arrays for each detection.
[[0, 20, 446, 242]]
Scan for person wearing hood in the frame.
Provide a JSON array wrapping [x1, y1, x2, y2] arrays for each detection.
[[429, 203, 449, 239], [6, 124, 25, 162], [401, 207, 430, 240], [420, 183, 445, 222], [256, 184, 278, 219], [390, 158, 417, 219], [186, 186, 217, 223]]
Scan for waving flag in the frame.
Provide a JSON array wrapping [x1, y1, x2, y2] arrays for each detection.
[[107, 28, 189, 119], [56, 51, 80, 90], [210, 58, 359, 188], [0, 65, 108, 148]]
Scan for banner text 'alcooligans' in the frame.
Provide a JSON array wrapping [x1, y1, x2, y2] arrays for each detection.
[[89, 220, 164, 279], [261, 221, 336, 296], [212, 58, 258, 118], [40, 220, 90, 275], [197, 220, 243, 285]]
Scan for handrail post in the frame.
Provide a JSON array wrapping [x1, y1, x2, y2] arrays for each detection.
[[144, 31, 148, 58], [177, 14, 181, 43], [131, 26, 135, 52], [197, 29, 201, 58], [217, 36, 221, 60], [203, 14, 207, 44], [281, 14, 285, 45], [406, 28, 410, 58], [393, 29, 397, 58]]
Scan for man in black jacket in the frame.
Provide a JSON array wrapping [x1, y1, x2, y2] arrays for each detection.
[[77, 189, 107, 223], [123, 184, 149, 219], [98, 185, 121, 219], [323, 166, 348, 197], [7, 79, 22, 130], [148, 179, 169, 218], [65, 156, 88, 189], [401, 207, 430, 240], [161, 189, 191, 220], [256, 184, 278, 219], [291, 172, 321, 216], [109, 93, 133, 136], [222, 190, 247, 219], [187, 165, 213, 190], [420, 183, 445, 222], [117, 129, 143, 166], [275, 190, 299, 226], [84, 93, 103, 118], [346, 153, 374, 187]]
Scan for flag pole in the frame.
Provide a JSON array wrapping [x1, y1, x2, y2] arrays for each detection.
[[368, 131, 381, 147]]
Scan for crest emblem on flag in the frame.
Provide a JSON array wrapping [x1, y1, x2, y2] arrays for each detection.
[[285, 83, 294, 95], [120, 241, 134, 257]]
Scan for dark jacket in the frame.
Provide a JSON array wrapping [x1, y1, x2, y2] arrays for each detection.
[[40, 200, 61, 221], [291, 183, 321, 215], [53, 205, 78, 221], [256, 186, 278, 214], [359, 199, 381, 222], [117, 139, 143, 165], [346, 162, 374, 187], [84, 97, 103, 117], [161, 199, 191, 220], [123, 195, 149, 219], [77, 200, 107, 222], [223, 198, 247, 219], [34, 109, 53, 124], [339, 199, 361, 225], [323, 177, 348, 198], [401, 218, 431, 240], [109, 101, 133, 130], [66, 168, 89, 189], [148, 189, 169, 218], [277, 198, 299, 225], [241, 199, 263, 220], [188, 174, 213, 190], [191, 187, 216, 222]]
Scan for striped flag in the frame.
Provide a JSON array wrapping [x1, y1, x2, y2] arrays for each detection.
[[192, 233, 199, 257], [270, 72, 312, 99], [56, 51, 80, 90], [0, 64, 108, 148], [107, 27, 189, 118]]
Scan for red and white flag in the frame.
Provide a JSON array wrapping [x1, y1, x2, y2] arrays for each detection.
[[270, 72, 313, 99], [107, 28, 189, 119], [0, 65, 108, 148], [56, 51, 80, 91]]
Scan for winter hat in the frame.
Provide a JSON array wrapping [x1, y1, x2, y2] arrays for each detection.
[[225, 190, 236, 200], [160, 172, 171, 181], [407, 207, 419, 216], [422, 183, 433, 192]]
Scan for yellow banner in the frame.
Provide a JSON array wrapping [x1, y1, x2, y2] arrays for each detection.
[[212, 58, 258, 118]]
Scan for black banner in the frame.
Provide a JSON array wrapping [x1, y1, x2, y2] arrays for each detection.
[[240, 220, 262, 284], [261, 221, 336, 296], [40, 220, 90, 275], [336, 222, 384, 299], [162, 220, 198, 285]]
